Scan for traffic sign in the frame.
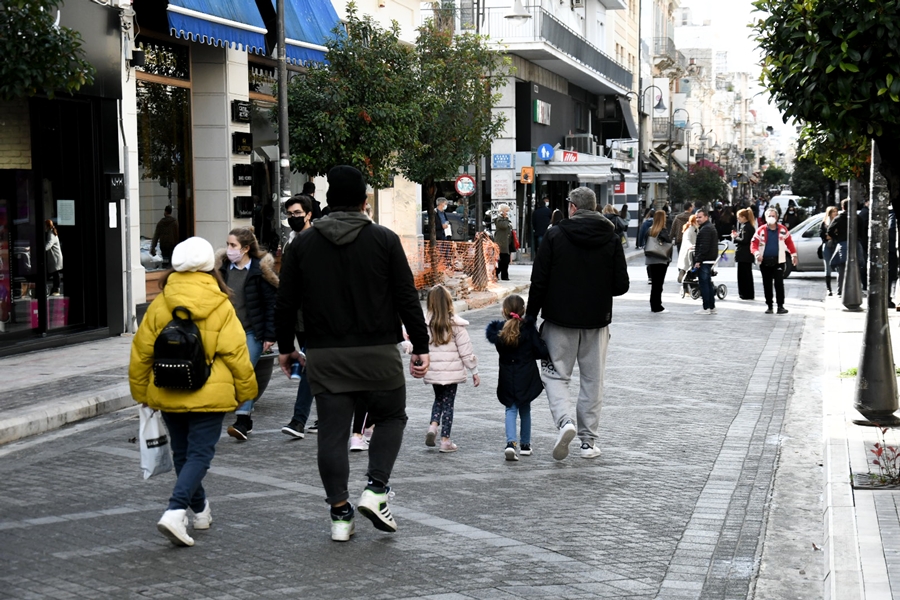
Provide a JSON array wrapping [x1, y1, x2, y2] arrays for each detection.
[[455, 174, 476, 196], [537, 143, 555, 161], [520, 166, 534, 184]]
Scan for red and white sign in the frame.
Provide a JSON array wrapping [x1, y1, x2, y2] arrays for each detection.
[[613, 181, 626, 194], [455, 174, 476, 196], [562, 151, 578, 162]]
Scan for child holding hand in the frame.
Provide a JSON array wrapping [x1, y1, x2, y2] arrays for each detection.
[[424, 285, 480, 453], [486, 295, 549, 461]]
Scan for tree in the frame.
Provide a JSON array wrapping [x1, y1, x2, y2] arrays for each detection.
[[761, 166, 790, 190], [669, 161, 729, 207], [0, 0, 95, 100], [790, 157, 831, 209], [753, 0, 900, 214], [397, 2, 511, 243], [285, 3, 420, 189]]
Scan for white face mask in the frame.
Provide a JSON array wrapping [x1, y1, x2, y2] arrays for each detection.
[[766, 216, 777, 225]]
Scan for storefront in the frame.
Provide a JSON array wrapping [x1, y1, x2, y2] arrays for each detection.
[[0, 0, 125, 356]]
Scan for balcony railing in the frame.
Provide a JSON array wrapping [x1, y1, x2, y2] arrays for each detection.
[[653, 37, 676, 62], [422, 6, 633, 90]]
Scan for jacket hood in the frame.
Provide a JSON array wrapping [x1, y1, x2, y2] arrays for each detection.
[[485, 319, 505, 344], [556, 210, 617, 247], [313, 211, 372, 245], [162, 272, 231, 320], [214, 249, 280, 288]]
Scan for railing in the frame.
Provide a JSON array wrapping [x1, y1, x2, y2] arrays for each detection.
[[653, 36, 676, 62], [422, 6, 632, 90], [652, 117, 670, 139]]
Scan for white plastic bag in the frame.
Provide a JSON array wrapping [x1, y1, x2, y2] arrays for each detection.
[[139, 405, 173, 479]]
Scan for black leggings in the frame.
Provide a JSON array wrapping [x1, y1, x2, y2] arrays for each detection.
[[496, 253, 510, 280], [430, 384, 458, 439], [759, 262, 785, 307]]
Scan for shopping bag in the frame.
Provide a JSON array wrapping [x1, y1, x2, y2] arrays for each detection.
[[139, 405, 173, 479], [512, 230, 520, 251]]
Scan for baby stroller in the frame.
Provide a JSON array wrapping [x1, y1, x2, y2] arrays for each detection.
[[681, 241, 729, 300]]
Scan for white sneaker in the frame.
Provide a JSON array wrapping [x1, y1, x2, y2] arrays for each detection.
[[694, 308, 711, 315], [580, 442, 602, 459], [350, 435, 368, 452], [552, 421, 577, 461], [504, 442, 519, 461], [192, 500, 212, 530], [157, 509, 194, 547], [331, 507, 355, 542], [709, 307, 717, 314], [358, 487, 397, 532]]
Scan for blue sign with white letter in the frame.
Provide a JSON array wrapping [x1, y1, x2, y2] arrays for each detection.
[[537, 143, 555, 161], [492, 154, 512, 169]]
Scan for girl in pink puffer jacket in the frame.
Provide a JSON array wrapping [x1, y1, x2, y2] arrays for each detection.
[[424, 285, 480, 453]]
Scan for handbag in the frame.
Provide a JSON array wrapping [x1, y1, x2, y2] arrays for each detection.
[[817, 243, 824, 260], [139, 405, 173, 479], [511, 230, 520, 251], [644, 234, 673, 260]]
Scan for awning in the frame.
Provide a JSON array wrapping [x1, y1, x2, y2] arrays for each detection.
[[278, 0, 341, 65], [168, 0, 268, 54], [618, 97, 638, 140], [535, 163, 612, 183]]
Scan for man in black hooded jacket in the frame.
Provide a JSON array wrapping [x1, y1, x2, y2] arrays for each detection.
[[525, 186, 629, 461]]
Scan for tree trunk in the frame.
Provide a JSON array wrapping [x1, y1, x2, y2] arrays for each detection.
[[875, 132, 900, 217]]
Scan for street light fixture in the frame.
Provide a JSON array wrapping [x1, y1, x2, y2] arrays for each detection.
[[668, 108, 689, 211], [505, 0, 532, 24], [625, 84, 667, 210]]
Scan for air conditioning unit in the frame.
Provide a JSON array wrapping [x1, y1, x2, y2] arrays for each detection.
[[572, 0, 585, 8], [565, 134, 595, 155]]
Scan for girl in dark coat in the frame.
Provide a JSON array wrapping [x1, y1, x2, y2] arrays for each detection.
[[485, 295, 549, 461], [732, 208, 757, 300]]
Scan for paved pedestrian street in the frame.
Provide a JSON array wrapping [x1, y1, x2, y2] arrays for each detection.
[[0, 265, 826, 599]]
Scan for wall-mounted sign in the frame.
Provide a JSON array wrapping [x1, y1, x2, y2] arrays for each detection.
[[232, 132, 253, 155], [520, 166, 534, 184], [613, 181, 626, 194], [562, 151, 578, 162], [455, 174, 476, 197], [492, 154, 511, 169], [491, 171, 515, 200], [534, 99, 551, 126], [537, 143, 555, 161], [57, 199, 75, 226], [106, 173, 125, 200], [231, 100, 251, 123], [233, 164, 253, 186], [233, 196, 254, 218]]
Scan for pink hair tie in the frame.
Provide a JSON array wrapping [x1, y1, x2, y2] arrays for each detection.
[[509, 312, 522, 320]]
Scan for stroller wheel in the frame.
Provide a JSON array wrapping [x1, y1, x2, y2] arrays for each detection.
[[716, 284, 728, 299], [690, 287, 701, 300]]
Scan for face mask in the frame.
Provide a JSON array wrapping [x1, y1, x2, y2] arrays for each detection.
[[766, 216, 777, 225], [226, 248, 244, 263], [288, 216, 306, 232]]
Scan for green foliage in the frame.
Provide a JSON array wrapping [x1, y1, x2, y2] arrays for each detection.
[[671, 162, 729, 205], [791, 156, 831, 207], [797, 123, 870, 181], [761, 166, 790, 189], [0, 0, 95, 100], [285, 3, 421, 189]]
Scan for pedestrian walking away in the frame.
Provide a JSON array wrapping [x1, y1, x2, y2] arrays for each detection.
[[820, 205, 838, 296], [275, 165, 430, 542], [129, 236, 258, 547], [423, 285, 480, 453], [751, 208, 798, 315], [218, 228, 279, 441], [644, 210, 673, 313], [692, 209, 719, 314], [532, 196, 551, 257], [150, 205, 179, 268], [486, 294, 549, 461], [526, 186, 629, 460], [733, 208, 757, 300]]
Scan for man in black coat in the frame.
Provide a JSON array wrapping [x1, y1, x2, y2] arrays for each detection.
[[531, 196, 551, 257], [525, 186, 629, 461], [693, 208, 720, 314], [275, 165, 429, 542]]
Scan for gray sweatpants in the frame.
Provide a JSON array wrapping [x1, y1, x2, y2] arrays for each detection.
[[539, 322, 609, 446]]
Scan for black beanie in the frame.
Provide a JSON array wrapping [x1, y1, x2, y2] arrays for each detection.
[[326, 165, 367, 207]]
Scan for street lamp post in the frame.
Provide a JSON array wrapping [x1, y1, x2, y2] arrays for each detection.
[[669, 108, 689, 211], [626, 84, 666, 211]]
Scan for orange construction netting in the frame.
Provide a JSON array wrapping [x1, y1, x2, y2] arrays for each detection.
[[405, 232, 500, 291]]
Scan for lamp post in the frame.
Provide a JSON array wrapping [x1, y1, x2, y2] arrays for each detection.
[[668, 108, 689, 211], [626, 84, 666, 211]]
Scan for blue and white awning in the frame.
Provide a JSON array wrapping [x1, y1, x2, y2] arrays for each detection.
[[168, 0, 268, 54], [277, 0, 341, 65]]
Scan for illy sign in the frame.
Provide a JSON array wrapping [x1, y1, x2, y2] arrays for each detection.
[[562, 151, 578, 162]]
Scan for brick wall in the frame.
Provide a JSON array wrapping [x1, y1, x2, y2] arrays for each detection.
[[0, 101, 32, 169]]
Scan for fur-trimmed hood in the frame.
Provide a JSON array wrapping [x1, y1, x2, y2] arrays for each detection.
[[215, 249, 279, 288]]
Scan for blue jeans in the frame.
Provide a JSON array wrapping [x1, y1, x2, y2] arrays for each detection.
[[236, 330, 263, 415], [505, 403, 531, 445], [698, 264, 715, 310], [291, 365, 314, 425], [161, 412, 225, 512]]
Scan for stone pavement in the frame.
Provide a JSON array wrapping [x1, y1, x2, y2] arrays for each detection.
[[0, 256, 896, 599]]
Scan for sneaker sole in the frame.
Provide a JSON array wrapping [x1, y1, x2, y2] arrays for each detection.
[[504, 448, 518, 461], [552, 427, 577, 460], [350, 446, 368, 452], [226, 427, 248, 441], [358, 504, 397, 533], [157, 522, 194, 546], [580, 450, 602, 459], [425, 430, 437, 447], [281, 427, 305, 439], [519, 450, 532, 456]]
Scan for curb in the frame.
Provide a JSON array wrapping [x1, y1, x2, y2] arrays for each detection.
[[0, 384, 134, 446]]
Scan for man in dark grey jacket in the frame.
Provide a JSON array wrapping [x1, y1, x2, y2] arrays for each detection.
[[692, 208, 720, 314], [525, 186, 629, 461], [275, 165, 429, 543]]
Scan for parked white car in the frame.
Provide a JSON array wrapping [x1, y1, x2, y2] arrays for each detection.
[[782, 213, 825, 278]]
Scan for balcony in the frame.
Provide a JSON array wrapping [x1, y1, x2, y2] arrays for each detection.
[[653, 37, 676, 62], [651, 118, 685, 146], [477, 6, 633, 95]]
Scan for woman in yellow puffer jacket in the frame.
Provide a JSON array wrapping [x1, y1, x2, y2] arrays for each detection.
[[129, 237, 257, 547]]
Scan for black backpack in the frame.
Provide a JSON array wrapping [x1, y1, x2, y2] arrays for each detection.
[[153, 306, 210, 390]]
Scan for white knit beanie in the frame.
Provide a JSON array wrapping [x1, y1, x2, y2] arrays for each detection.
[[171, 237, 215, 273]]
